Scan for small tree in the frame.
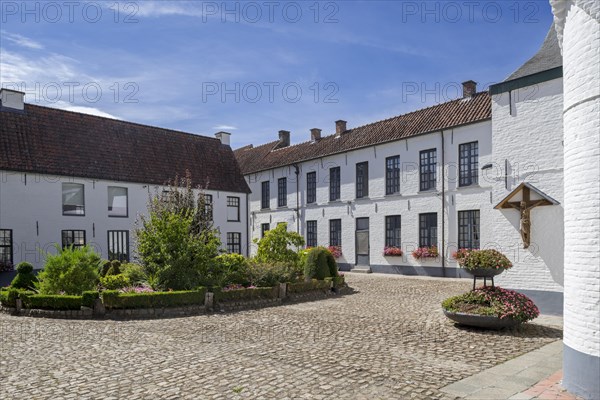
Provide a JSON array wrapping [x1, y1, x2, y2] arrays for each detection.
[[135, 172, 221, 290], [254, 223, 305, 265]]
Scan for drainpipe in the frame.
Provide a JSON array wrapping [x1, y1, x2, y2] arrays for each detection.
[[246, 193, 251, 257], [441, 130, 446, 277], [294, 164, 300, 234]]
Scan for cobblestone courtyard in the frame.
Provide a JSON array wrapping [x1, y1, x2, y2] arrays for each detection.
[[0, 274, 562, 399]]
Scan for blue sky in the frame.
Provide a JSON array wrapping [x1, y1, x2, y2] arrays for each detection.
[[1, 1, 553, 148]]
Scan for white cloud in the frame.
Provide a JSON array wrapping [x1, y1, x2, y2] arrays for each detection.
[[1, 31, 43, 50], [134, 1, 204, 18], [213, 125, 237, 131], [55, 102, 120, 119]]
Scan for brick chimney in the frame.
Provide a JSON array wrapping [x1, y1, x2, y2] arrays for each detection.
[[214, 131, 231, 146], [462, 80, 477, 98], [335, 120, 347, 137], [278, 130, 290, 147], [0, 88, 25, 111], [310, 128, 322, 142]]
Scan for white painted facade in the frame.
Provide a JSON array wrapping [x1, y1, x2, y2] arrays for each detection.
[[246, 119, 493, 276], [0, 171, 249, 269], [492, 77, 565, 294]]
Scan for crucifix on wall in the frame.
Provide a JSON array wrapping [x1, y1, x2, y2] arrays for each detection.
[[495, 183, 559, 249]]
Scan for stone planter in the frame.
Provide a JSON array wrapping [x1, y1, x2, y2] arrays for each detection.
[[443, 309, 520, 329], [462, 268, 505, 278]]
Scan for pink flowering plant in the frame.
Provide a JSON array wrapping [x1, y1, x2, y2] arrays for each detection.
[[120, 284, 155, 293], [328, 245, 342, 259], [442, 286, 540, 323], [412, 246, 439, 259], [451, 248, 472, 263], [459, 249, 512, 270], [383, 246, 403, 257]]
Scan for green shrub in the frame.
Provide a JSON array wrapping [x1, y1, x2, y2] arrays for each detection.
[[81, 291, 100, 308], [332, 275, 345, 288], [287, 279, 331, 293], [106, 260, 122, 276], [21, 293, 82, 310], [99, 260, 112, 277], [209, 254, 251, 288], [254, 223, 305, 265], [99, 274, 130, 290], [304, 247, 337, 280], [102, 288, 206, 309], [120, 263, 147, 285], [135, 173, 220, 291], [36, 245, 101, 295], [10, 262, 38, 290], [213, 286, 278, 302], [0, 288, 33, 307], [248, 261, 303, 287]]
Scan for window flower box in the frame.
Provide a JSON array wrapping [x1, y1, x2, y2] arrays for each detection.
[[412, 246, 439, 259], [383, 246, 403, 257], [328, 246, 342, 259]]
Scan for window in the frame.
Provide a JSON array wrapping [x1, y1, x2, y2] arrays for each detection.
[[227, 232, 242, 254], [0, 229, 13, 268], [306, 172, 316, 204], [458, 210, 480, 249], [108, 230, 129, 262], [261, 223, 270, 238], [356, 162, 369, 198], [261, 181, 270, 209], [278, 177, 287, 207], [306, 220, 317, 248], [227, 196, 240, 222], [385, 216, 401, 248], [61, 230, 86, 249], [420, 149, 437, 191], [62, 183, 85, 215], [419, 213, 437, 247], [459, 141, 479, 186], [329, 219, 342, 247], [329, 167, 341, 201], [203, 194, 213, 221], [386, 156, 401, 195], [107, 186, 128, 217]]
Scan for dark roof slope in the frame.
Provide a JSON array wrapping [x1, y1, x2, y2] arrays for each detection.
[[235, 91, 491, 175], [506, 24, 562, 81], [0, 104, 250, 193]]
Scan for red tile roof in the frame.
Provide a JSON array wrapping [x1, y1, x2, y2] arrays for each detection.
[[235, 92, 491, 175], [0, 104, 250, 193]]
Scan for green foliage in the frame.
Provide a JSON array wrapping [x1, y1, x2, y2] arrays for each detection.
[[247, 261, 303, 287], [81, 291, 100, 308], [254, 223, 305, 265], [99, 274, 130, 290], [0, 288, 33, 307], [287, 279, 332, 293], [120, 263, 147, 285], [460, 249, 513, 270], [213, 286, 278, 302], [21, 293, 82, 310], [36, 245, 101, 295], [99, 260, 112, 277], [101, 288, 206, 309], [106, 260, 122, 276], [209, 254, 251, 288], [332, 275, 345, 288], [135, 173, 220, 291], [304, 247, 337, 280], [10, 262, 38, 290]]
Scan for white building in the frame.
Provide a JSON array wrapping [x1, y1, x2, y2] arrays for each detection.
[[0, 89, 251, 282], [235, 82, 493, 278]]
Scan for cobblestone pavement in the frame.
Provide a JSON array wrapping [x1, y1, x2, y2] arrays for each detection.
[[0, 273, 562, 399]]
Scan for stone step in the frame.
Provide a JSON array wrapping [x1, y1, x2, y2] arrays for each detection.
[[350, 266, 372, 273]]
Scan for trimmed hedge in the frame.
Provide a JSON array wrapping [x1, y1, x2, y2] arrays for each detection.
[[304, 247, 338, 280], [213, 286, 278, 302], [102, 288, 206, 309], [21, 294, 83, 310], [0, 288, 33, 308], [81, 291, 100, 308], [288, 279, 331, 294]]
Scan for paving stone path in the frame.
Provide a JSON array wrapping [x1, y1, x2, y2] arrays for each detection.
[[0, 273, 562, 399]]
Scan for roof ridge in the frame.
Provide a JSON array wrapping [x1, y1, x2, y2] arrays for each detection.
[[23, 103, 220, 143]]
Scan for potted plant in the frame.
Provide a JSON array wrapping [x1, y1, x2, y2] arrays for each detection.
[[457, 249, 512, 278], [412, 246, 439, 260], [383, 246, 403, 257], [442, 286, 540, 329]]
